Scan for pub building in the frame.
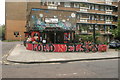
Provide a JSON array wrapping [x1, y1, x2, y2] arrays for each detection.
[[24, 8, 107, 52], [24, 8, 76, 44]]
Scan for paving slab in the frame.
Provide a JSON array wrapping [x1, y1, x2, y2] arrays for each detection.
[[7, 44, 119, 63]]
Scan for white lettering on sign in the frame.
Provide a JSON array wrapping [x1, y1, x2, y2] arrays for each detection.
[[45, 18, 58, 23]]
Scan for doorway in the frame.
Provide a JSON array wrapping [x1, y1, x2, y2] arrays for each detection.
[[47, 31, 54, 43], [46, 31, 64, 43]]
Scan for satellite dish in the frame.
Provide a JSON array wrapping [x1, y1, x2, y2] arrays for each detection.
[[62, 19, 66, 22], [39, 14, 43, 17], [71, 13, 76, 18]]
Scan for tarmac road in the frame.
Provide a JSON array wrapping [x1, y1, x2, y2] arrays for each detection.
[[1, 42, 119, 78], [2, 41, 22, 56], [2, 59, 119, 78]]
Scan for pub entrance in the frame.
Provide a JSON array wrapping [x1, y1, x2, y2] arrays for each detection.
[[46, 31, 64, 43], [47, 31, 54, 43], [42, 27, 74, 44]]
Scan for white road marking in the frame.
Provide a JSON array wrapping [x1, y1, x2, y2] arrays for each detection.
[[73, 73, 77, 75]]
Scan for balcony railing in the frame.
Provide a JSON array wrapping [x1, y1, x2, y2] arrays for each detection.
[[105, 21, 112, 24], [79, 7, 88, 12], [112, 22, 117, 25], [105, 2, 112, 5], [106, 10, 112, 14], [37, 5, 118, 16], [112, 2, 118, 6], [112, 12, 118, 15], [77, 19, 117, 25], [104, 31, 112, 34], [77, 18, 89, 23], [81, 31, 88, 33]]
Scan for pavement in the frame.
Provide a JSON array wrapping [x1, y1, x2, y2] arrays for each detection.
[[6, 44, 119, 63]]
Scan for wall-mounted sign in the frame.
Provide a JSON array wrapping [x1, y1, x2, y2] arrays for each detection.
[[45, 18, 58, 23], [26, 43, 107, 52]]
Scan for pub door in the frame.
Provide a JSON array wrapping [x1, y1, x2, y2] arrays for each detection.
[[56, 32, 64, 43]]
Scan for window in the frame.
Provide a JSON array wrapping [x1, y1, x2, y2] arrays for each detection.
[[100, 16, 104, 21], [89, 15, 93, 20], [80, 3, 87, 7], [88, 25, 93, 32], [91, 15, 94, 20], [95, 5, 99, 10], [64, 2, 71, 7], [80, 8, 87, 12], [42, 2, 60, 6], [90, 5, 95, 10], [76, 24, 80, 30], [89, 4, 92, 9], [105, 6, 110, 10], [77, 14, 80, 19], [100, 6, 105, 11], [74, 3, 79, 8], [80, 24, 88, 33]]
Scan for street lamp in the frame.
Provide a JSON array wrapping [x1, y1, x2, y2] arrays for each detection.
[[93, 15, 97, 44]]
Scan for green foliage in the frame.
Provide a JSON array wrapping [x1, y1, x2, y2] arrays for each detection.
[[95, 32, 101, 37], [0, 25, 5, 39], [75, 32, 103, 44], [75, 34, 80, 41], [2, 40, 20, 42], [110, 19, 120, 39], [80, 35, 93, 41]]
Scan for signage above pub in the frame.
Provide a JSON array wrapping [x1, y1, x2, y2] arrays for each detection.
[[45, 18, 58, 23]]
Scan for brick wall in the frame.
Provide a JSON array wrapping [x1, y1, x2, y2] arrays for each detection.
[[5, 2, 27, 40]]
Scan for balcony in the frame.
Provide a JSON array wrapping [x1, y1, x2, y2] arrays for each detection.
[[58, 7, 79, 11], [112, 12, 118, 15], [100, 31, 112, 35], [93, 1, 118, 6], [105, 31, 112, 34], [81, 31, 88, 34], [78, 29, 113, 35], [37, 5, 118, 16], [77, 18, 89, 23], [87, 9, 118, 16], [77, 19, 117, 25], [88, 9, 105, 14], [105, 21, 112, 24], [105, 2, 112, 5], [97, 21, 105, 24], [106, 10, 112, 14], [112, 22, 117, 25], [112, 2, 118, 6], [79, 7, 88, 12]]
